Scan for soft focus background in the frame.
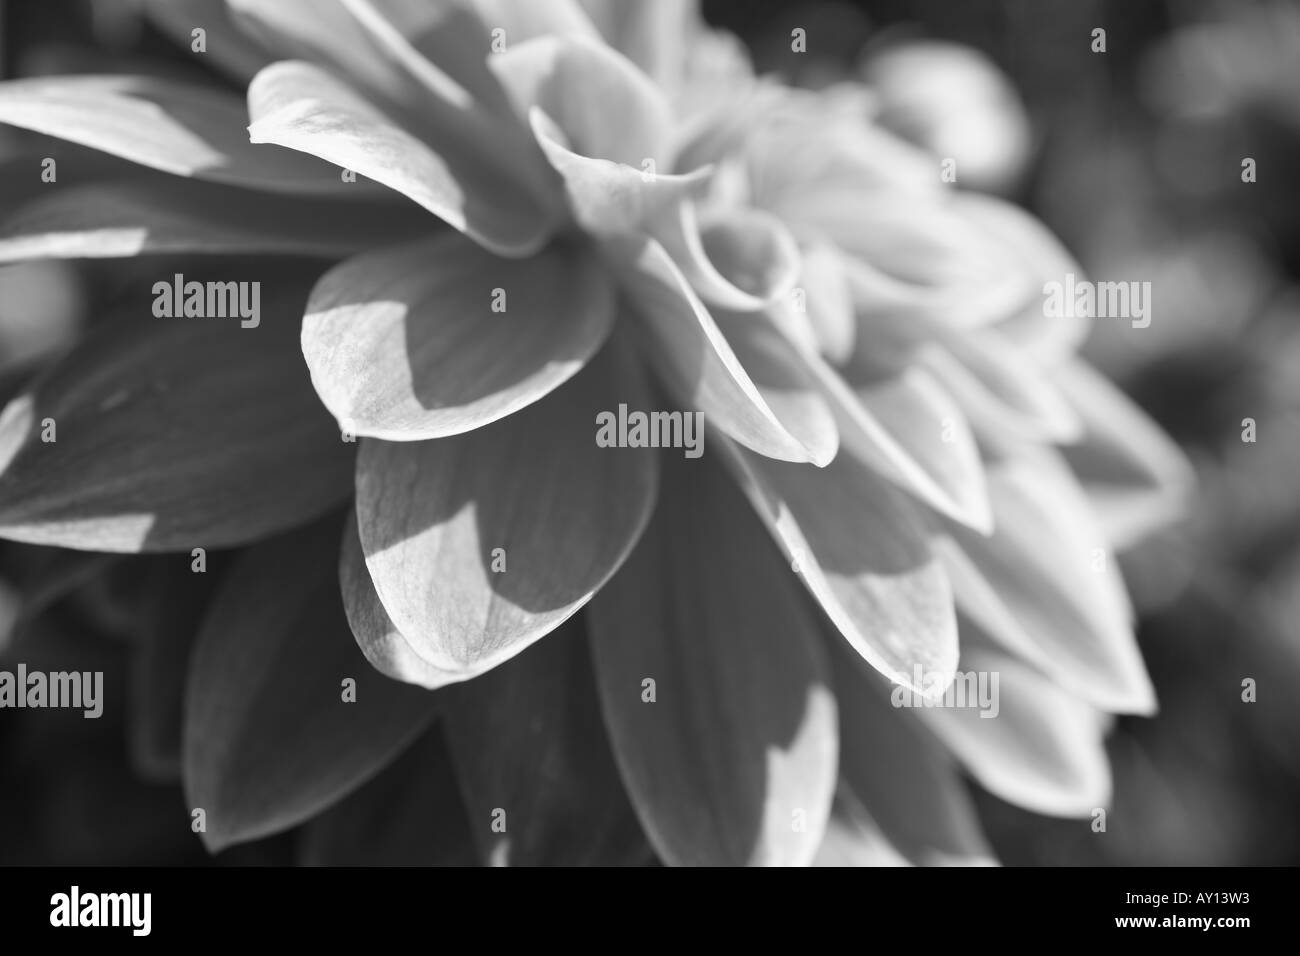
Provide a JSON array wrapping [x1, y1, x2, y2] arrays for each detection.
[[1, 0, 1297, 865]]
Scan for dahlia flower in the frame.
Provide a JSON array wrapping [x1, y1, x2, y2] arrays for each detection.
[[0, 0, 1190, 866]]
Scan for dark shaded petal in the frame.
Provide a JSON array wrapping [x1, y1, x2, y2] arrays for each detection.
[[297, 728, 479, 866], [183, 516, 439, 851], [721, 438, 959, 693], [442, 617, 652, 866], [588, 452, 837, 866], [0, 280, 354, 552], [829, 632, 995, 865], [0, 178, 431, 263], [0, 75, 354, 197]]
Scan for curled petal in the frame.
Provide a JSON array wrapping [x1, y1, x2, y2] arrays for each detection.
[[489, 35, 709, 234], [528, 109, 711, 235], [490, 34, 671, 167], [609, 235, 835, 465], [650, 202, 802, 310]]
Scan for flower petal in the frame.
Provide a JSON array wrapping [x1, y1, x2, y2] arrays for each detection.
[[578, 0, 696, 91], [719, 436, 959, 695], [490, 34, 670, 168], [183, 516, 440, 851], [247, 60, 556, 257], [331, 0, 560, 198], [713, 309, 840, 467], [442, 617, 652, 866], [1055, 359, 1193, 548], [609, 235, 835, 465], [587, 452, 837, 866], [129, 557, 226, 783], [339, 511, 461, 690], [797, 240, 855, 364], [918, 640, 1112, 816], [528, 110, 711, 235], [743, 98, 942, 207], [142, 0, 274, 82], [809, 353, 993, 532], [945, 450, 1156, 715], [954, 193, 1090, 362], [813, 794, 914, 867], [830, 636, 996, 865], [0, 280, 354, 552], [0, 75, 353, 197], [488, 35, 709, 235], [298, 728, 479, 866], [301, 235, 614, 441], [334, 0, 601, 120], [918, 330, 1083, 445], [356, 338, 657, 681], [776, 192, 1034, 325], [0, 178, 430, 263], [650, 201, 802, 310], [466, 0, 601, 43]]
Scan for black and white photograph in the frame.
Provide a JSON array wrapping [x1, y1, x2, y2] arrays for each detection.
[[0, 0, 1294, 927]]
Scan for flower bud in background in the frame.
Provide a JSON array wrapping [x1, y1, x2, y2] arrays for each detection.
[[861, 39, 1032, 194]]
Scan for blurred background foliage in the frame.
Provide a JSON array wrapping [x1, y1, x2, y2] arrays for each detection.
[[0, 0, 1296, 865]]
